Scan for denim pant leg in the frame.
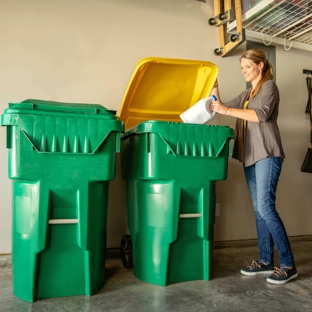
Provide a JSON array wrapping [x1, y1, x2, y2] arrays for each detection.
[[244, 157, 295, 267]]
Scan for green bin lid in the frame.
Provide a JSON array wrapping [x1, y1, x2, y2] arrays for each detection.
[[4, 99, 118, 117], [1, 99, 124, 154]]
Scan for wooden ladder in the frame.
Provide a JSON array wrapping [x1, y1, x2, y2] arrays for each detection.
[[209, 0, 245, 57]]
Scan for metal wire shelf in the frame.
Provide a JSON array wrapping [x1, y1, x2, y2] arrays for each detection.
[[227, 0, 312, 51]]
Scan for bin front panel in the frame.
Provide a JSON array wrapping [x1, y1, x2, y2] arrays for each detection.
[[121, 121, 234, 286]]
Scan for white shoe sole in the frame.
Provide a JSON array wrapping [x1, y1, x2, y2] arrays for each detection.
[[266, 272, 298, 284], [240, 269, 274, 276]]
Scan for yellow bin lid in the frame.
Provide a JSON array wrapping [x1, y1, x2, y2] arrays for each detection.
[[117, 57, 218, 130]]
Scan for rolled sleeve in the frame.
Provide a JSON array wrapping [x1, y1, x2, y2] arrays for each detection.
[[253, 81, 279, 123]]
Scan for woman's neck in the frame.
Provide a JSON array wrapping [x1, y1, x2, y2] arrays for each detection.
[[251, 75, 262, 89]]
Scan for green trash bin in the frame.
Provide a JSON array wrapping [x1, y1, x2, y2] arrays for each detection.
[[117, 57, 234, 286], [1, 99, 123, 302], [121, 121, 234, 286]]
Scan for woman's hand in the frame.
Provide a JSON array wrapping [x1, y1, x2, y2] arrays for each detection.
[[211, 99, 228, 115]]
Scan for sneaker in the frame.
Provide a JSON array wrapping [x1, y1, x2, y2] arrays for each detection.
[[241, 260, 274, 276], [266, 266, 298, 284]]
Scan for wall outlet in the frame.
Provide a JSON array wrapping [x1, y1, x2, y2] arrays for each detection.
[[215, 203, 220, 217]]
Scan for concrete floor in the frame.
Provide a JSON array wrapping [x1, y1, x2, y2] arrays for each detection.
[[0, 240, 311, 312]]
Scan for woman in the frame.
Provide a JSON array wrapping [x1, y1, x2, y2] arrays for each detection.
[[211, 48, 297, 284]]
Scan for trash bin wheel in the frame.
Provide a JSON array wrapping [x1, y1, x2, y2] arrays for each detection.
[[120, 234, 133, 269]]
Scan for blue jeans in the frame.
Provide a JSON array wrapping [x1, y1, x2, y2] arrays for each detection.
[[243, 157, 295, 267]]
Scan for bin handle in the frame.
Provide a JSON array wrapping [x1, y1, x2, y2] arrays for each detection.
[[179, 213, 202, 218], [48, 219, 78, 224]]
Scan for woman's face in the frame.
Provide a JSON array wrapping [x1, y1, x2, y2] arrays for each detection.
[[241, 57, 263, 85]]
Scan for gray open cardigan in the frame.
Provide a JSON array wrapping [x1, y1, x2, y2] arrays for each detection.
[[224, 80, 285, 167]]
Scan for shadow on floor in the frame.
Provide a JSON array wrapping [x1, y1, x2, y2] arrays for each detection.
[[0, 240, 311, 312]]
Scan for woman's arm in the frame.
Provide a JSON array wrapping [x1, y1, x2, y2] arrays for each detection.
[[211, 82, 259, 122], [221, 106, 259, 122], [211, 81, 221, 102], [252, 80, 279, 123]]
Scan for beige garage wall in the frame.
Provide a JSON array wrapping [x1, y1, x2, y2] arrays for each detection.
[[0, 0, 311, 253]]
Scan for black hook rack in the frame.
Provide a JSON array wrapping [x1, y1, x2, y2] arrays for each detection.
[[303, 69, 312, 76]]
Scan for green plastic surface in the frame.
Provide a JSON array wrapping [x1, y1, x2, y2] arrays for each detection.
[[121, 121, 234, 286], [1, 99, 124, 302]]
